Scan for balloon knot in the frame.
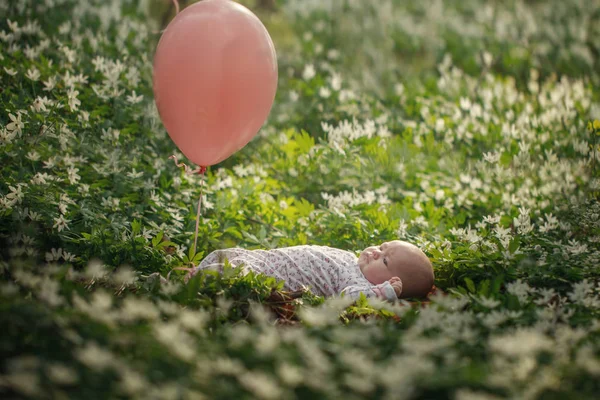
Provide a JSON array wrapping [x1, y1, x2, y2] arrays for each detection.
[[168, 155, 208, 175]]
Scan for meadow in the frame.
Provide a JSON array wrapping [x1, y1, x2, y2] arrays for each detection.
[[1, 0, 600, 398]]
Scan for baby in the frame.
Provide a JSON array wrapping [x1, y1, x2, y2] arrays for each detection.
[[192, 240, 435, 301]]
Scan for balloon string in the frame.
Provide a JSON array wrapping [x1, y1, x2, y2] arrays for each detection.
[[168, 154, 208, 270], [192, 171, 205, 261]]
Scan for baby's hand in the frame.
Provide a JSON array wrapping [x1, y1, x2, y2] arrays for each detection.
[[389, 277, 403, 297]]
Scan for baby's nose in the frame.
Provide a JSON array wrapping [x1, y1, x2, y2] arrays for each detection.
[[372, 250, 382, 259]]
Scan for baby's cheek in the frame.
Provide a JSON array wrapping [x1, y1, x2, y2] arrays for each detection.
[[366, 265, 391, 284]]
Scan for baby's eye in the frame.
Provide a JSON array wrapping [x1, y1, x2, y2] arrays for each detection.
[[383, 257, 388, 266]]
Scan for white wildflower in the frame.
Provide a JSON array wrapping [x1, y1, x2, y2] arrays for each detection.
[[565, 239, 588, 256], [489, 328, 553, 358], [413, 215, 429, 227], [567, 279, 594, 304], [506, 279, 533, 304], [28, 210, 42, 221], [576, 344, 600, 376], [430, 291, 470, 311], [62, 251, 76, 262], [215, 176, 233, 190], [25, 67, 40, 81], [538, 213, 559, 233], [319, 86, 331, 98], [53, 215, 69, 232], [327, 49, 339, 60], [179, 309, 208, 334], [43, 75, 57, 91], [30, 97, 47, 113], [67, 166, 80, 185], [125, 66, 140, 86], [67, 88, 81, 111], [31, 172, 50, 185], [277, 362, 303, 387], [46, 363, 78, 385], [513, 207, 533, 235], [480, 310, 509, 330], [45, 248, 63, 262], [3, 370, 41, 397], [238, 371, 282, 400], [119, 297, 160, 322], [75, 342, 114, 371], [533, 288, 557, 306], [152, 322, 196, 361], [330, 72, 342, 91], [60, 45, 77, 64], [58, 202, 68, 215], [213, 356, 246, 376], [302, 64, 316, 81], [37, 277, 63, 307], [112, 266, 137, 285], [482, 51, 493, 67], [4, 67, 17, 76], [78, 183, 90, 196], [58, 21, 71, 35], [288, 90, 299, 102], [473, 295, 501, 309], [435, 118, 445, 132], [78, 110, 90, 126], [6, 112, 24, 136], [483, 214, 501, 225], [459, 97, 472, 110], [118, 367, 147, 395], [83, 260, 110, 280], [6, 184, 25, 204], [483, 151, 500, 164], [126, 90, 143, 104], [0, 126, 16, 144]]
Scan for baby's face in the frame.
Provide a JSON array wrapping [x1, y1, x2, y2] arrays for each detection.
[[358, 240, 434, 299], [357, 240, 408, 285]]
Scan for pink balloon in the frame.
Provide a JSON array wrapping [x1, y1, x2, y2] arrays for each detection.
[[153, 0, 278, 166]]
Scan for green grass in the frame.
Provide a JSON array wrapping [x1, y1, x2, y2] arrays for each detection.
[[1, 0, 600, 399]]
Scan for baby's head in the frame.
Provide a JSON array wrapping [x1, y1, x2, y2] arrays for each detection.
[[357, 240, 434, 299]]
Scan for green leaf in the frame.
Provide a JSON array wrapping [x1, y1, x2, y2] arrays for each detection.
[[192, 251, 204, 263], [464, 277, 476, 293], [455, 212, 467, 225], [188, 245, 197, 261], [157, 241, 176, 249], [356, 292, 369, 307], [131, 219, 141, 235], [151, 231, 164, 248], [297, 129, 315, 153], [508, 237, 520, 253], [478, 279, 490, 297], [296, 198, 315, 217]]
